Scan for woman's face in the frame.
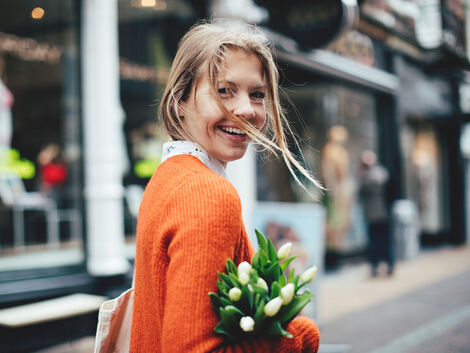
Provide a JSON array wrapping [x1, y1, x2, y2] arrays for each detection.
[[180, 48, 267, 166]]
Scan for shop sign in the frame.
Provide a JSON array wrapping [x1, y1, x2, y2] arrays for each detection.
[[256, 0, 358, 48], [360, 0, 442, 49], [0, 32, 62, 64], [327, 30, 376, 67]]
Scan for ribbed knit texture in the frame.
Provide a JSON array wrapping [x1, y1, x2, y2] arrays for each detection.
[[130, 155, 320, 352]]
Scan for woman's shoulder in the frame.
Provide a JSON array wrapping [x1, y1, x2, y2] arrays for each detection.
[[155, 155, 240, 204]]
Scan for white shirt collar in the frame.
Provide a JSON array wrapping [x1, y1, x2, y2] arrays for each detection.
[[161, 141, 227, 178]]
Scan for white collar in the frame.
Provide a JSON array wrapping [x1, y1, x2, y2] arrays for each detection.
[[161, 141, 227, 178]]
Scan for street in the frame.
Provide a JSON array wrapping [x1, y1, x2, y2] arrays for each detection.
[[319, 246, 470, 353]]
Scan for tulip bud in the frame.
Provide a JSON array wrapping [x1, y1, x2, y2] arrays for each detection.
[[257, 277, 268, 291], [228, 287, 242, 302], [239, 272, 249, 285], [238, 261, 252, 275], [248, 284, 254, 293], [240, 316, 255, 332], [300, 266, 318, 284], [280, 283, 295, 305], [277, 242, 292, 260], [264, 297, 283, 317]]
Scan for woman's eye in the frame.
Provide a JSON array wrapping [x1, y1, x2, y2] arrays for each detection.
[[218, 87, 231, 96], [251, 91, 265, 100]]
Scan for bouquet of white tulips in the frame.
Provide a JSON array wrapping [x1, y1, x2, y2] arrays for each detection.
[[209, 230, 317, 341]]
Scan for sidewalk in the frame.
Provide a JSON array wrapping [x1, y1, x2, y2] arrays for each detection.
[[36, 245, 470, 353]]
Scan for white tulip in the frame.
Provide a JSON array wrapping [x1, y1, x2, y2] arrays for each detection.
[[239, 272, 249, 285], [238, 261, 252, 275], [280, 283, 295, 305], [228, 287, 242, 302], [240, 316, 255, 332], [257, 277, 268, 291], [300, 266, 318, 284], [264, 297, 283, 317], [277, 242, 292, 260]]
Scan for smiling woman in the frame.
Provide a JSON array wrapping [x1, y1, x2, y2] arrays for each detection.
[[130, 22, 321, 353]]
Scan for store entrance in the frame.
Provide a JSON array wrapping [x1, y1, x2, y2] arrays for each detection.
[[407, 118, 465, 244]]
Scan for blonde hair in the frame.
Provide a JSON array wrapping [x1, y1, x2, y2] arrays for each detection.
[[159, 22, 322, 192]]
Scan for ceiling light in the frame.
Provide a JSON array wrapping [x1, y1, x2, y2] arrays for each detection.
[[31, 7, 45, 20], [140, 0, 156, 7]]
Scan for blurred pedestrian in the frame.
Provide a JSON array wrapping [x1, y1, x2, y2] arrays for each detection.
[[359, 150, 394, 276], [130, 22, 320, 352], [37, 143, 68, 206]]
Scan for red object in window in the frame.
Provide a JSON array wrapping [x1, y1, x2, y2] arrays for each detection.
[[42, 163, 67, 187]]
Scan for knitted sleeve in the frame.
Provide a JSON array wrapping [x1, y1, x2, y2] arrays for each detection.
[[160, 173, 320, 353]]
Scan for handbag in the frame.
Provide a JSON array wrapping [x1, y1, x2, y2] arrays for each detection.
[[94, 280, 134, 353]]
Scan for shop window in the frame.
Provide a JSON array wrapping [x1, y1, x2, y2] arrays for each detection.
[[258, 83, 378, 257], [117, 0, 196, 241], [0, 1, 83, 271]]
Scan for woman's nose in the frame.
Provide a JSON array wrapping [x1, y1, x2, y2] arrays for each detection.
[[232, 95, 255, 119]]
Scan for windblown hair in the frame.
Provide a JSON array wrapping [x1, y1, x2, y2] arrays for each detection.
[[159, 21, 322, 191]]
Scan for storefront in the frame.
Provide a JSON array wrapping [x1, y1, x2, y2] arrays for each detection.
[[0, 0, 84, 281], [0, 0, 199, 307], [254, 28, 402, 266], [359, 0, 468, 245]]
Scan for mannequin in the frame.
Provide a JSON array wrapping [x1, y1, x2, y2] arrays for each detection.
[[321, 125, 354, 252]]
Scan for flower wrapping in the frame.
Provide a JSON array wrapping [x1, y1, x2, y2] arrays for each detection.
[[208, 229, 317, 341]]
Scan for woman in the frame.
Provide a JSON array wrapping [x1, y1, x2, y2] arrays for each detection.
[[130, 23, 320, 352]]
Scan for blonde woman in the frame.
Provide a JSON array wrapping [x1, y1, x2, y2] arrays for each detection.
[[130, 23, 321, 352]]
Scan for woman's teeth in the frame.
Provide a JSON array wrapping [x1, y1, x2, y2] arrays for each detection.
[[219, 126, 246, 136]]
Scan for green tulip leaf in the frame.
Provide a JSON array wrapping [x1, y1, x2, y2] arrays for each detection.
[[220, 296, 233, 307], [267, 238, 278, 263], [255, 229, 268, 253], [219, 273, 239, 288], [251, 283, 269, 297], [281, 255, 298, 272], [253, 298, 266, 332], [288, 268, 296, 283], [259, 249, 268, 268], [264, 262, 281, 284], [214, 321, 232, 339], [294, 274, 300, 291], [209, 292, 223, 314], [241, 285, 254, 312], [271, 281, 281, 298], [279, 292, 313, 324], [279, 273, 286, 287], [267, 320, 293, 338], [216, 279, 229, 296], [220, 305, 244, 329], [226, 259, 238, 276], [251, 251, 260, 269], [249, 269, 259, 283]]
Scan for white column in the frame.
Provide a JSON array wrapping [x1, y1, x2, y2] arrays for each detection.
[[82, 0, 129, 276], [461, 123, 470, 244], [227, 145, 257, 239]]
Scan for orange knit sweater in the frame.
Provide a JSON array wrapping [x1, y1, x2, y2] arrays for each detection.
[[130, 155, 320, 352]]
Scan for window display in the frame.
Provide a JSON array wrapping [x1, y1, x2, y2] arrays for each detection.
[[0, 1, 82, 269]]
